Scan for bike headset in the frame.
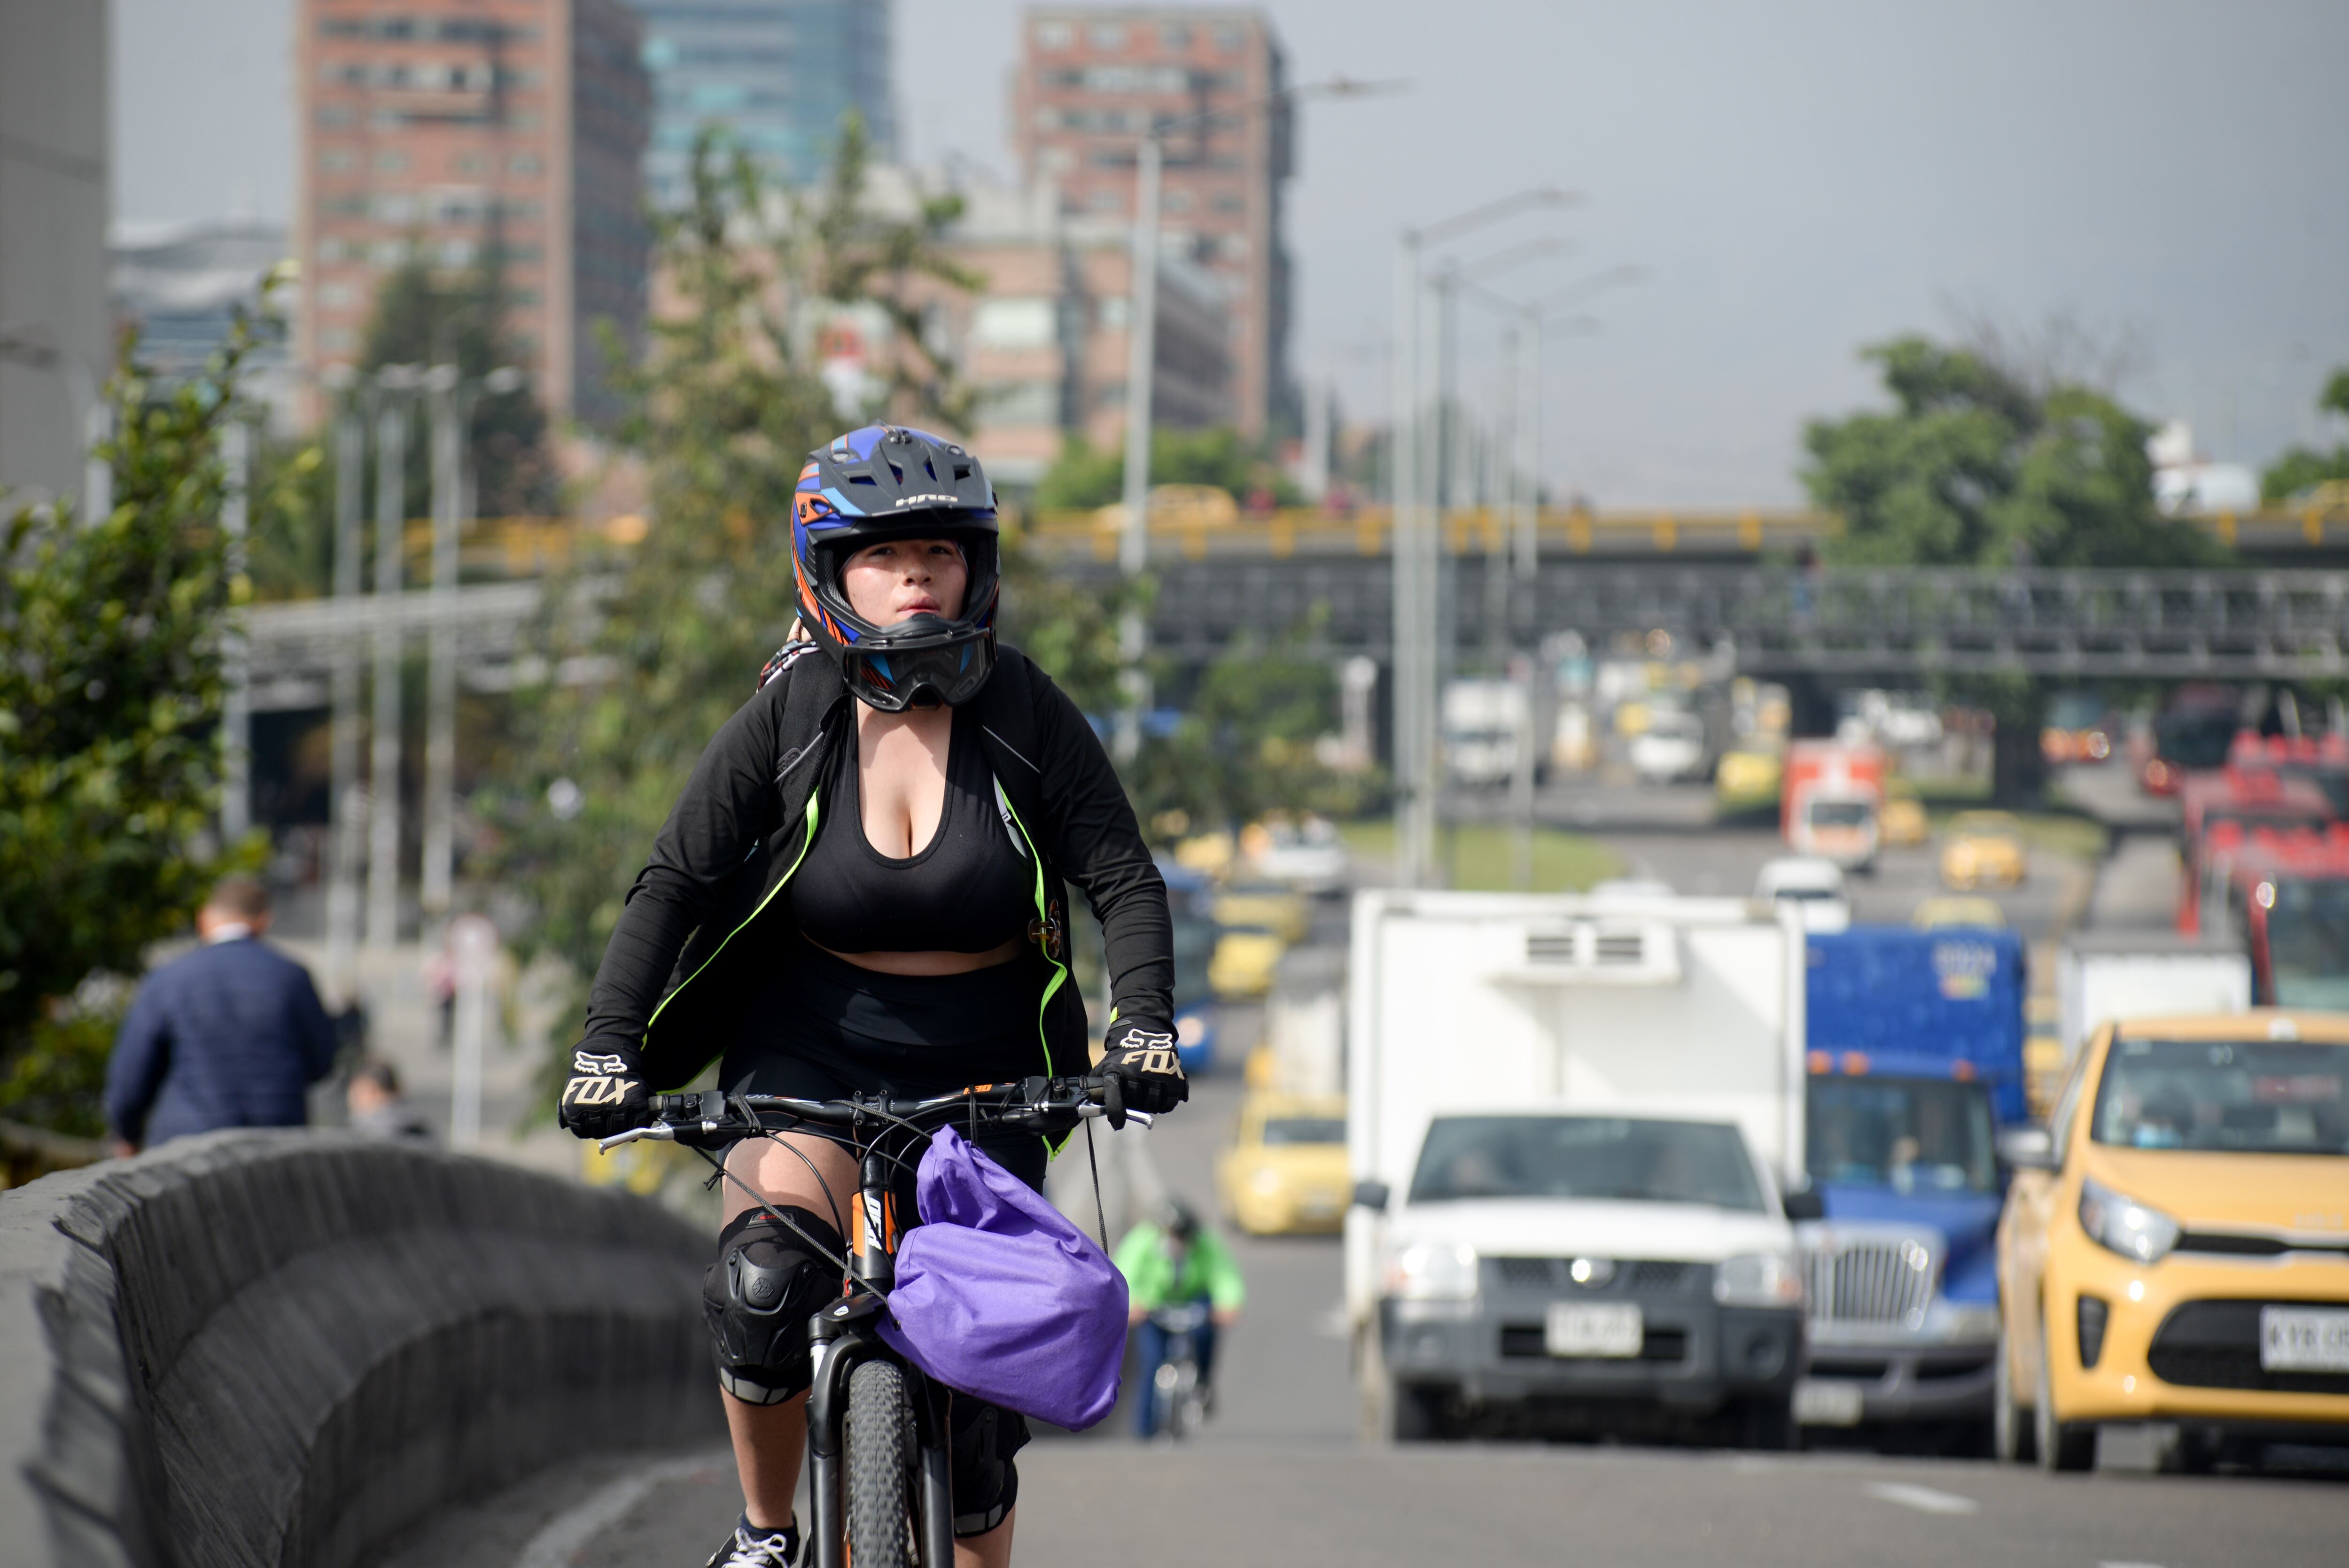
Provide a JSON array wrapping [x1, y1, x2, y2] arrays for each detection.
[[793, 425, 1001, 712]]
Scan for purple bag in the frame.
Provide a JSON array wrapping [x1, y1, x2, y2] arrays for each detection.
[[875, 1127, 1128, 1430]]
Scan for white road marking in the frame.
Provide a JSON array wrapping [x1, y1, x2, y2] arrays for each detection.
[[513, 1451, 732, 1568], [1865, 1481, 1981, 1516]]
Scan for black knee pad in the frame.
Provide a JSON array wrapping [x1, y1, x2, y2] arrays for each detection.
[[702, 1206, 844, 1405], [948, 1395, 1028, 1537]]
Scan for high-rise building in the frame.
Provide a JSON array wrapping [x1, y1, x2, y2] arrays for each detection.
[[110, 219, 298, 430], [636, 0, 896, 210], [295, 0, 650, 427], [0, 0, 109, 504], [1014, 6, 1290, 440]]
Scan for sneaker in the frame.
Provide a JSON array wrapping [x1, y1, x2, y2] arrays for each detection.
[[704, 1514, 799, 1568]]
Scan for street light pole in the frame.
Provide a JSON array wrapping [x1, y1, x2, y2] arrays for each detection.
[[219, 419, 252, 842], [367, 365, 420, 949], [326, 390, 366, 1001], [420, 364, 462, 917]]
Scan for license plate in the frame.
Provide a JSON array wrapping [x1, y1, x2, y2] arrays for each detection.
[[1545, 1302, 1642, 1358], [1794, 1378, 1866, 1426], [2261, 1305, 2349, 1372]]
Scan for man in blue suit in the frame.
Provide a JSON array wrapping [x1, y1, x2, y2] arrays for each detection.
[[105, 877, 341, 1156]]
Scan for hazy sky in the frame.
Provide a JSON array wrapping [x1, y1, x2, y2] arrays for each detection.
[[116, 0, 2349, 506]]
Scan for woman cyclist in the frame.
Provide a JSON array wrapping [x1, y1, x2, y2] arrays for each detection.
[[557, 426, 1185, 1568]]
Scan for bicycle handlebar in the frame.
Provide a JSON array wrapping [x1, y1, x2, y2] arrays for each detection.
[[595, 1073, 1150, 1153]]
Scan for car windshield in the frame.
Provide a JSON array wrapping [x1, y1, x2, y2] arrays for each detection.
[[1408, 1116, 1766, 1211], [1769, 884, 1840, 901], [2264, 878, 2349, 1009], [1261, 1116, 1345, 1147], [2156, 712, 2235, 769], [1809, 801, 1871, 828], [2048, 693, 2104, 729], [1806, 1078, 1997, 1193], [2092, 1038, 2349, 1154]]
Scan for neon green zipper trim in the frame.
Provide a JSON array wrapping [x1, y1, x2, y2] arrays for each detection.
[[993, 776, 1073, 1156], [642, 791, 822, 1047]]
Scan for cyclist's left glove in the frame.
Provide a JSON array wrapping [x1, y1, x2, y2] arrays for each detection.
[[1098, 1017, 1189, 1118], [556, 1042, 651, 1140]]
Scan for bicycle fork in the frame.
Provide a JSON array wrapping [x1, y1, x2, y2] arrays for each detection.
[[802, 1149, 957, 1568]]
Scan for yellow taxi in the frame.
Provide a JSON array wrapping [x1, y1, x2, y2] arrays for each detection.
[[1208, 927, 1285, 999], [1212, 887, 1312, 946], [1880, 793, 1930, 848], [1714, 748, 1783, 813], [1940, 810, 2028, 890], [1214, 1093, 1350, 1234], [1994, 1011, 2349, 1470], [1911, 894, 2007, 930]]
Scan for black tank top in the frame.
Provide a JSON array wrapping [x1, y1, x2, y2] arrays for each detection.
[[789, 708, 1034, 955]]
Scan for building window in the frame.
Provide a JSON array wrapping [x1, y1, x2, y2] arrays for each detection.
[[1212, 193, 1244, 214], [318, 236, 348, 263], [1165, 189, 1195, 213], [317, 103, 353, 128], [1035, 20, 1072, 49], [1214, 25, 1245, 52], [374, 149, 408, 174], [1087, 189, 1122, 212], [371, 239, 409, 267], [321, 327, 358, 352], [511, 288, 541, 306], [1097, 296, 1129, 330], [509, 152, 541, 177], [509, 109, 540, 131], [319, 148, 357, 173], [1033, 108, 1059, 132], [319, 281, 358, 308], [453, 152, 485, 176], [373, 193, 419, 223], [980, 380, 1059, 428], [1161, 23, 1192, 48], [437, 238, 478, 269], [970, 297, 1058, 350], [1088, 22, 1126, 49]]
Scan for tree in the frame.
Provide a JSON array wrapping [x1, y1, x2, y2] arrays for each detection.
[[0, 317, 266, 1133], [482, 120, 983, 990], [1032, 427, 1301, 512], [1804, 334, 2226, 801], [2260, 368, 2349, 502], [358, 245, 557, 519]]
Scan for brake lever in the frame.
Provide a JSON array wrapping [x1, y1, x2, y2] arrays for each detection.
[[597, 1123, 678, 1152]]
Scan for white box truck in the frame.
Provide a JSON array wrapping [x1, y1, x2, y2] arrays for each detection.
[[1346, 890, 1815, 1443]]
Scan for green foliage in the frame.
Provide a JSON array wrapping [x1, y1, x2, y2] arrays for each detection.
[[0, 320, 265, 1129], [1803, 334, 2226, 801], [359, 247, 557, 517], [0, 984, 126, 1140], [1033, 428, 1302, 511], [483, 122, 987, 988], [2259, 365, 2349, 503]]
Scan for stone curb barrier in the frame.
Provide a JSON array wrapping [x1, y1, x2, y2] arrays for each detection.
[[0, 1131, 721, 1568]]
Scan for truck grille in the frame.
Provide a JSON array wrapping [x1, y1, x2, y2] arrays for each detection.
[[1490, 1258, 1696, 1294], [1805, 1237, 1937, 1325]]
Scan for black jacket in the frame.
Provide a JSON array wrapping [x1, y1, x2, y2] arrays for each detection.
[[583, 644, 1172, 1089]]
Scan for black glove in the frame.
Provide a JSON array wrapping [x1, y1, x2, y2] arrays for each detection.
[[557, 1044, 651, 1140], [1097, 1017, 1189, 1120]]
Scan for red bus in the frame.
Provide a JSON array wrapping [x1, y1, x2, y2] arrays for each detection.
[[2215, 823, 2349, 1008], [2178, 767, 2334, 934]]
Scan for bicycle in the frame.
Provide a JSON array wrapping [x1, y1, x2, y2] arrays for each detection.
[[1143, 1300, 1212, 1441], [599, 1074, 1145, 1568]]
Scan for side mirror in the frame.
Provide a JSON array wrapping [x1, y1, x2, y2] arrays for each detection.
[[1351, 1179, 1392, 1212], [1782, 1188, 1826, 1222], [1997, 1126, 2056, 1172]]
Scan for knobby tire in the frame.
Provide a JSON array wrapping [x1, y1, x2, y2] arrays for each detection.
[[846, 1359, 919, 1568]]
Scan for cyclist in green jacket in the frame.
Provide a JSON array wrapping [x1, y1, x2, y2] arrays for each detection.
[[1114, 1198, 1244, 1436]]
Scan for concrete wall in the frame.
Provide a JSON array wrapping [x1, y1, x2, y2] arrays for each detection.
[[0, 0, 109, 504], [0, 1131, 721, 1568]]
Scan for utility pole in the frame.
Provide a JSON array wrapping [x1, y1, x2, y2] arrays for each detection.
[[326, 397, 366, 1001], [219, 420, 252, 842], [1389, 228, 1426, 887], [1113, 132, 1162, 764], [420, 364, 461, 917], [367, 367, 419, 948]]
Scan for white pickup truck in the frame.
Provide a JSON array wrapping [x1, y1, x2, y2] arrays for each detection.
[[1347, 890, 1817, 1444]]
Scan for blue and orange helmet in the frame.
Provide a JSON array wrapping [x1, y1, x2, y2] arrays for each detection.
[[793, 425, 1000, 711]]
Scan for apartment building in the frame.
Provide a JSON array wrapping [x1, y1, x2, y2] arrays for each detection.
[[635, 0, 896, 208], [1013, 6, 1289, 439], [295, 0, 649, 426]]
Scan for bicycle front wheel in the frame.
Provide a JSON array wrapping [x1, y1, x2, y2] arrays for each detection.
[[845, 1358, 919, 1568]]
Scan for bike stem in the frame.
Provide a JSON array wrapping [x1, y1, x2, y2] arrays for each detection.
[[852, 1147, 897, 1293]]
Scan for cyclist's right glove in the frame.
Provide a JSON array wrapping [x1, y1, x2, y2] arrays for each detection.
[[556, 1042, 651, 1140], [1097, 1017, 1189, 1119]]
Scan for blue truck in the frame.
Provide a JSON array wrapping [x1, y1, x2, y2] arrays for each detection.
[[1794, 926, 2028, 1446]]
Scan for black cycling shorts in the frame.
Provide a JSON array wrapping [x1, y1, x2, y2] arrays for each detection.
[[719, 937, 1048, 1532]]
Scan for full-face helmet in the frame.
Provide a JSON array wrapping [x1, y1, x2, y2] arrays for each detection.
[[792, 425, 999, 710]]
